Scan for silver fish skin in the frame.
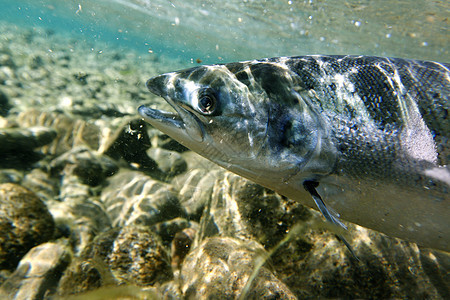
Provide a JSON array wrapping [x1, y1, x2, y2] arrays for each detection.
[[139, 55, 449, 252]]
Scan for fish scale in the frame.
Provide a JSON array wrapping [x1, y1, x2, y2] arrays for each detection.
[[139, 55, 449, 252]]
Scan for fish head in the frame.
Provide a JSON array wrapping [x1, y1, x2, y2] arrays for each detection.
[[139, 61, 336, 185]]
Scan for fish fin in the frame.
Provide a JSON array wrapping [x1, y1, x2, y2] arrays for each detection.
[[303, 180, 347, 229], [303, 180, 359, 260], [335, 234, 359, 261], [325, 203, 341, 221]]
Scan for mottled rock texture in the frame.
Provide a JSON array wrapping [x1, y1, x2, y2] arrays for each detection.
[[0, 126, 56, 168], [180, 237, 297, 299], [101, 170, 185, 227], [0, 242, 71, 300], [58, 225, 172, 296], [0, 183, 55, 270]]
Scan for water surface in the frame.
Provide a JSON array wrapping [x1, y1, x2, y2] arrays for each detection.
[[2, 0, 448, 67]]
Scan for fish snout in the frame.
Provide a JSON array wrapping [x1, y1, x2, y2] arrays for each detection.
[[146, 74, 169, 97]]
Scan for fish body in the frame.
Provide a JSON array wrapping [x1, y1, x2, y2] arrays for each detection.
[[139, 55, 449, 252]]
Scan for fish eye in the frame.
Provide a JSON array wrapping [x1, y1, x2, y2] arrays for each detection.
[[197, 88, 218, 115]]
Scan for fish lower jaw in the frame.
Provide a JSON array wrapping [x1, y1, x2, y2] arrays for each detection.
[[138, 105, 183, 126]]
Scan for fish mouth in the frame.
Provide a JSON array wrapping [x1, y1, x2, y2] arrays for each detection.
[[139, 74, 204, 143], [137, 105, 183, 129]]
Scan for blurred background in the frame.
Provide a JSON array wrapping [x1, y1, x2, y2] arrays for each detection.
[[2, 0, 448, 69]]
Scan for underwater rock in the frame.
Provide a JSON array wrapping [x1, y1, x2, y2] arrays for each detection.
[[0, 66, 15, 87], [170, 227, 196, 270], [198, 171, 312, 247], [22, 168, 59, 202], [48, 148, 115, 253], [0, 53, 15, 69], [159, 281, 183, 299], [28, 54, 45, 70], [0, 21, 157, 119], [180, 236, 296, 299], [0, 126, 56, 152], [17, 109, 101, 155], [0, 126, 56, 168], [0, 117, 6, 128], [0, 169, 23, 185], [273, 226, 450, 299], [101, 170, 185, 227], [58, 229, 121, 296], [151, 217, 192, 246], [57, 257, 116, 296], [103, 118, 158, 171], [0, 270, 10, 287], [150, 219, 198, 271], [0, 242, 71, 300], [0, 183, 55, 270], [19, 65, 51, 82], [172, 168, 224, 219], [147, 147, 187, 178], [50, 146, 118, 186], [108, 225, 173, 286], [49, 196, 112, 255], [47, 172, 112, 254], [80, 227, 121, 261], [60, 225, 172, 294], [0, 89, 11, 116]]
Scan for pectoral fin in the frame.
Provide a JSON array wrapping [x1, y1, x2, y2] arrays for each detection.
[[303, 180, 359, 260]]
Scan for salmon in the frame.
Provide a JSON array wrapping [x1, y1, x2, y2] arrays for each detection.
[[139, 55, 449, 252]]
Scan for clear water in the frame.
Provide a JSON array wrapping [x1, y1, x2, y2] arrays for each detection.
[[2, 0, 448, 68]]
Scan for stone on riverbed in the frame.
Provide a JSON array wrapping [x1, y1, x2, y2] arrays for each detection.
[[172, 168, 224, 219], [50, 146, 118, 186], [180, 236, 296, 299], [0, 169, 23, 185], [17, 109, 101, 156], [0, 126, 56, 152], [101, 170, 185, 227], [22, 168, 59, 202], [147, 147, 187, 178], [198, 171, 312, 248], [0, 242, 71, 300], [0, 89, 11, 116], [107, 225, 173, 286], [102, 118, 167, 179], [0, 126, 56, 168], [0, 183, 55, 270], [57, 225, 172, 296]]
